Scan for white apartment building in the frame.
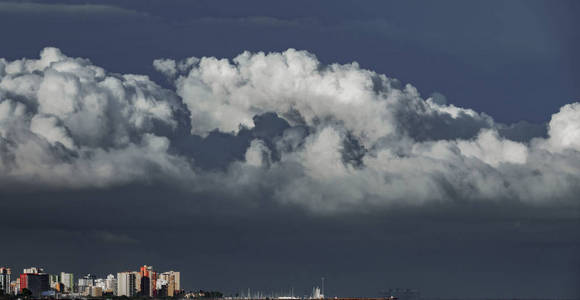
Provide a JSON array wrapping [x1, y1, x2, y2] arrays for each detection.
[[60, 273, 74, 293], [105, 274, 117, 295], [116, 272, 136, 297]]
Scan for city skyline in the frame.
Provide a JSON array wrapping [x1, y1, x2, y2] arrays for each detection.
[[0, 264, 337, 299], [0, 265, 181, 298], [0, 0, 578, 298]]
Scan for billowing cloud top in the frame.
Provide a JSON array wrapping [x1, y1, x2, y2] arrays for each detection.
[[1, 48, 579, 212]]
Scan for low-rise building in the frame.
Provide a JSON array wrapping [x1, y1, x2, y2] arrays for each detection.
[[90, 286, 103, 297]]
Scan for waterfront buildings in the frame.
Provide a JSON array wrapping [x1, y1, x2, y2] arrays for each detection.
[[0, 265, 181, 298]]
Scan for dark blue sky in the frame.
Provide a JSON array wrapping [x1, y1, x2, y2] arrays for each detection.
[[0, 0, 577, 123], [0, 1, 579, 298]]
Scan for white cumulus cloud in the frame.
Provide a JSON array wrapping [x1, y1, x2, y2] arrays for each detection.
[[0, 47, 193, 188], [1, 47, 579, 213]]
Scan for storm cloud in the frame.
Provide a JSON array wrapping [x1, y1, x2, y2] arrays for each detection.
[[1, 48, 579, 212]]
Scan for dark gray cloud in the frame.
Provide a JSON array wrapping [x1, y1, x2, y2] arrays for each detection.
[[0, 186, 578, 298]]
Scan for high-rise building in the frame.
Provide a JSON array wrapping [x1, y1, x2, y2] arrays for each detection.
[[168, 275, 175, 297], [78, 274, 95, 294], [139, 265, 158, 296], [10, 278, 20, 295], [78, 274, 95, 287], [20, 273, 49, 298], [20, 268, 49, 297], [159, 271, 181, 296], [105, 274, 117, 295], [0, 267, 10, 295], [49, 274, 59, 289], [133, 271, 142, 294], [173, 271, 180, 292], [140, 276, 150, 296], [117, 272, 136, 297], [59, 272, 74, 293]]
